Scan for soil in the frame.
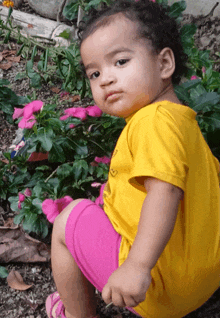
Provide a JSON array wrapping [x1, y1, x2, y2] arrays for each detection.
[[0, 2, 220, 318]]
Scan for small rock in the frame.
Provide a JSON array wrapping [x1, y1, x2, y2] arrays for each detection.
[[200, 36, 211, 47]]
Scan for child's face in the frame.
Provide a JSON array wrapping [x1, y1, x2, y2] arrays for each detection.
[[80, 15, 168, 118]]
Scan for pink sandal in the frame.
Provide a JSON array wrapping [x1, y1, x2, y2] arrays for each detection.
[[46, 292, 66, 318], [45, 291, 98, 318]]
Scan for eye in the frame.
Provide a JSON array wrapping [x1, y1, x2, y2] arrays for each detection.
[[89, 71, 100, 80], [116, 59, 129, 66]]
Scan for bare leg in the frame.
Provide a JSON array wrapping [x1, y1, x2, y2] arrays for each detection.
[[50, 199, 97, 318]]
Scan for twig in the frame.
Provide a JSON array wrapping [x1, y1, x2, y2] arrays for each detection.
[[45, 166, 60, 183], [193, 2, 219, 27], [204, 2, 219, 18]]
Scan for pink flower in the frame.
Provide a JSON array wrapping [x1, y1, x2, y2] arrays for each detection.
[[18, 202, 22, 209], [13, 107, 24, 120], [60, 107, 87, 121], [19, 115, 37, 129], [94, 156, 111, 164], [18, 193, 25, 202], [60, 114, 70, 121], [69, 124, 75, 129], [95, 183, 106, 207], [42, 196, 73, 223], [24, 188, 32, 197], [64, 107, 87, 120], [23, 100, 43, 119], [16, 100, 44, 129], [190, 75, 198, 80], [85, 105, 102, 117], [202, 66, 206, 74]]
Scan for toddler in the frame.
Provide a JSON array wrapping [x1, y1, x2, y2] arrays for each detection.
[[46, 0, 220, 317]]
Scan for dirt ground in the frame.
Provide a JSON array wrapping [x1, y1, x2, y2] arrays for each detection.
[[0, 2, 220, 318]]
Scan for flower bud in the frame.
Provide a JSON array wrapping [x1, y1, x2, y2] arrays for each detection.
[[18, 193, 25, 202], [24, 188, 32, 197]]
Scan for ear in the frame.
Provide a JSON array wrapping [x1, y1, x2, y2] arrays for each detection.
[[158, 47, 175, 80]]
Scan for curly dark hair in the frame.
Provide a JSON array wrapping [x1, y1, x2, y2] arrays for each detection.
[[77, 0, 189, 85]]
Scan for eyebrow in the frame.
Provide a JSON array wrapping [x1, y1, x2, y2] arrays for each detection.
[[84, 47, 134, 71]]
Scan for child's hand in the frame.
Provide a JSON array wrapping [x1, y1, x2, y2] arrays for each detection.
[[102, 259, 151, 308]]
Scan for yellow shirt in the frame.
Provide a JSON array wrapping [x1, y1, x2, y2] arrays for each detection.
[[103, 100, 220, 318]]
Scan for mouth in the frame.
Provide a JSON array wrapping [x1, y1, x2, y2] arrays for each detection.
[[105, 91, 121, 101]]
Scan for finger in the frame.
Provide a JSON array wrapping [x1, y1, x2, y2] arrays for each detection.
[[123, 296, 140, 308], [112, 292, 126, 308], [102, 284, 112, 305]]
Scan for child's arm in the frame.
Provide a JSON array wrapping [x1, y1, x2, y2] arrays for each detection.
[[127, 177, 184, 270]]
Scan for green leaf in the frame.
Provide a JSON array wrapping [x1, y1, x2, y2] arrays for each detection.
[[189, 84, 207, 100], [57, 29, 71, 39], [14, 211, 25, 225], [22, 213, 38, 233], [30, 73, 42, 88], [49, 143, 66, 162], [47, 118, 63, 130], [0, 102, 13, 114], [63, 1, 78, 20], [84, 0, 102, 10], [71, 159, 89, 181], [57, 163, 74, 179], [169, 0, 186, 18], [37, 129, 53, 151], [32, 198, 42, 213], [8, 196, 19, 212], [32, 183, 43, 197], [47, 178, 60, 196], [35, 165, 51, 171], [192, 92, 220, 111], [0, 266, 8, 278], [37, 60, 44, 71], [15, 73, 27, 81], [181, 23, 197, 40], [75, 143, 88, 156], [64, 49, 75, 66], [174, 85, 190, 103], [38, 218, 49, 238], [0, 79, 10, 86]]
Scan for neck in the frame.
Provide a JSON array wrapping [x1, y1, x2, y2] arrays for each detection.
[[152, 81, 182, 105]]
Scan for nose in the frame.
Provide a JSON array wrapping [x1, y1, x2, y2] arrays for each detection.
[[100, 69, 116, 87]]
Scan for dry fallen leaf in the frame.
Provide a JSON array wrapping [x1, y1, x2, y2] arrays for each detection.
[[0, 225, 51, 263], [51, 87, 61, 94], [28, 24, 34, 29], [70, 95, 81, 102], [0, 62, 12, 70], [7, 270, 33, 290], [0, 159, 9, 164], [3, 218, 18, 228], [6, 55, 21, 63]]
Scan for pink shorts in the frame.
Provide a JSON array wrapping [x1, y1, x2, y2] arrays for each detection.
[[65, 199, 141, 317]]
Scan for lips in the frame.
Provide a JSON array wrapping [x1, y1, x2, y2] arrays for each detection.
[[105, 91, 121, 100]]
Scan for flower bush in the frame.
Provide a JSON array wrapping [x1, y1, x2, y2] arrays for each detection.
[[0, 0, 220, 240]]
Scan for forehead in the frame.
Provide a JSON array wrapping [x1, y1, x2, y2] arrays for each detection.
[[80, 14, 144, 60]]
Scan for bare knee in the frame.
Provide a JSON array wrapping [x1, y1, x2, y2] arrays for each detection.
[[53, 199, 85, 245]]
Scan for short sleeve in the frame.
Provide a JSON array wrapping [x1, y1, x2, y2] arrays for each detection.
[[128, 108, 189, 192]]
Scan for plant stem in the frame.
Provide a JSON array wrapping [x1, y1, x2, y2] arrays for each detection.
[[44, 165, 60, 183]]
